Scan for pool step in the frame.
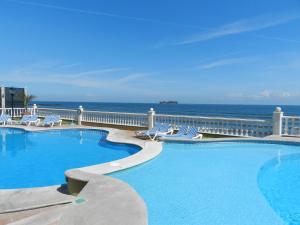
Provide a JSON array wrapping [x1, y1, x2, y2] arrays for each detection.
[[0, 185, 74, 214], [6, 206, 64, 225], [6, 174, 147, 225]]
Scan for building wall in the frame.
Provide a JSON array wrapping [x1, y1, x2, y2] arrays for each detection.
[[0, 87, 26, 108]]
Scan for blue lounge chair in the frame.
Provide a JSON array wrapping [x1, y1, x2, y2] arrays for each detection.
[[19, 115, 31, 125], [136, 123, 172, 139], [159, 126, 203, 141], [0, 114, 12, 125], [135, 123, 160, 137], [157, 125, 189, 139], [42, 115, 62, 127], [184, 127, 203, 139], [20, 115, 40, 126], [151, 124, 173, 140]]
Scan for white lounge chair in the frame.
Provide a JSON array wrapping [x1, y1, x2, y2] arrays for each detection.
[[42, 115, 62, 127], [20, 115, 40, 126], [19, 115, 31, 125], [136, 123, 161, 137], [157, 125, 189, 139], [136, 123, 172, 140], [0, 114, 12, 125], [158, 126, 203, 141]]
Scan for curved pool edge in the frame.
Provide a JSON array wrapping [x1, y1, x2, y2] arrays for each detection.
[[0, 125, 163, 181], [65, 127, 162, 179], [0, 125, 160, 225]]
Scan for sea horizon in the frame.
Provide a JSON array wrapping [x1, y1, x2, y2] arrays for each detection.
[[33, 100, 300, 106], [32, 101, 300, 119]]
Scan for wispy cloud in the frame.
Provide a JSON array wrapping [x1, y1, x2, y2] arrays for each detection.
[[5, 71, 148, 89], [171, 12, 300, 45], [197, 57, 254, 70], [0, 62, 147, 89], [50, 68, 130, 79], [250, 34, 300, 44], [59, 63, 82, 69], [228, 90, 300, 100], [7, 0, 209, 30], [8, 0, 300, 47], [49, 73, 147, 88]]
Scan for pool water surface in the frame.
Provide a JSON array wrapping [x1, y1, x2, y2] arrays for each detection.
[[258, 153, 300, 225], [0, 128, 140, 189], [111, 141, 300, 225]]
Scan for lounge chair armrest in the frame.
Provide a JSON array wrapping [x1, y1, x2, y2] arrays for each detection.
[[193, 133, 203, 139]]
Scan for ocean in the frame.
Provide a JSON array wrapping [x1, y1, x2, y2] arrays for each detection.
[[32, 101, 300, 119]]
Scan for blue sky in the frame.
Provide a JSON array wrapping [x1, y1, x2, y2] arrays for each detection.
[[0, 0, 300, 104]]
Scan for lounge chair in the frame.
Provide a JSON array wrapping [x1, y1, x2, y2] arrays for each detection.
[[20, 115, 40, 126], [136, 124, 159, 137], [19, 115, 31, 125], [42, 115, 62, 127], [0, 114, 12, 125], [157, 125, 189, 139], [151, 124, 173, 140], [158, 126, 203, 141], [136, 123, 172, 139]]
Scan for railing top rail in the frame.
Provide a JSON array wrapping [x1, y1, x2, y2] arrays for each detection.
[[37, 107, 77, 112], [155, 113, 269, 122], [36, 108, 147, 116], [283, 116, 300, 119], [0, 108, 27, 110], [36, 107, 271, 122], [83, 110, 147, 116]]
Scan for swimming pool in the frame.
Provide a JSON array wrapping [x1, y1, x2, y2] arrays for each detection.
[[111, 141, 300, 225], [0, 128, 140, 189]]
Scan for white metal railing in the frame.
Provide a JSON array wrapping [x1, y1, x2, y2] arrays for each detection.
[[0, 108, 31, 117], [282, 116, 300, 136], [155, 114, 273, 137], [36, 108, 77, 121], [1, 105, 298, 138], [82, 110, 148, 127]]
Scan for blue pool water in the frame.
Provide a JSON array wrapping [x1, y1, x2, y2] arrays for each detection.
[[111, 141, 300, 225], [258, 154, 300, 225], [0, 128, 140, 189]]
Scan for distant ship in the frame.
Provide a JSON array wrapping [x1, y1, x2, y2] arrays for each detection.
[[159, 101, 178, 104]]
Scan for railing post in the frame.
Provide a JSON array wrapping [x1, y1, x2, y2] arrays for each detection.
[[272, 107, 283, 136], [1, 87, 5, 109], [32, 104, 37, 115], [77, 105, 83, 126], [148, 108, 155, 129]]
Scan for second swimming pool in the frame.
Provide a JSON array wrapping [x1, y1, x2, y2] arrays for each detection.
[[111, 141, 300, 225]]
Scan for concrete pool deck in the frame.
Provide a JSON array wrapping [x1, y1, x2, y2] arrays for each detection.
[[0, 125, 299, 224]]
